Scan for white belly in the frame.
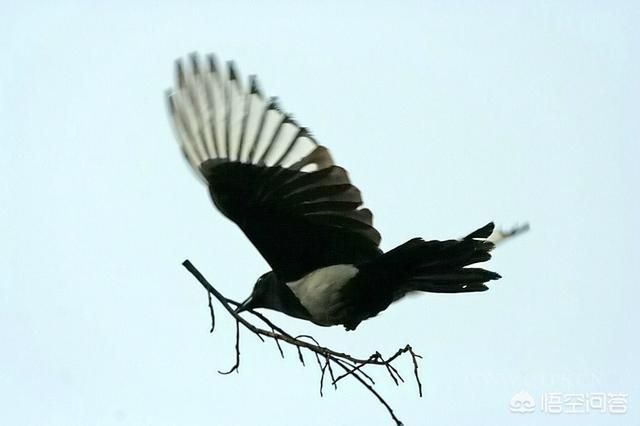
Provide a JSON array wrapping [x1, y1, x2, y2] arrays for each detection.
[[286, 264, 359, 325]]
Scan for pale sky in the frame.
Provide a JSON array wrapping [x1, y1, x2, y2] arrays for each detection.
[[2, 1, 639, 425]]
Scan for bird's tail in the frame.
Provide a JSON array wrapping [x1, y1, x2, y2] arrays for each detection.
[[383, 222, 500, 297], [340, 222, 500, 330]]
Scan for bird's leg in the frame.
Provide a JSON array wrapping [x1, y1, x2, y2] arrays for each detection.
[[487, 223, 530, 246]]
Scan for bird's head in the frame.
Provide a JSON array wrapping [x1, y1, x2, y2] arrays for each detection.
[[235, 272, 311, 320], [235, 271, 280, 313]]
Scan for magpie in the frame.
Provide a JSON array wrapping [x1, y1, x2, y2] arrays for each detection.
[[167, 53, 504, 331]]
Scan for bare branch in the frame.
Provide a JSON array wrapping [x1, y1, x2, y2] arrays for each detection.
[[182, 259, 422, 426]]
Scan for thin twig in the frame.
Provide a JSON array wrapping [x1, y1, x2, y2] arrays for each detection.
[[207, 292, 215, 333], [297, 346, 305, 366], [273, 329, 284, 358], [409, 347, 423, 397], [332, 354, 377, 385], [331, 358, 405, 426], [325, 356, 337, 390], [218, 320, 240, 375], [319, 358, 328, 397]]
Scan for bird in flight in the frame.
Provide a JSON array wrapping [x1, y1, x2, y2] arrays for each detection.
[[167, 53, 515, 331]]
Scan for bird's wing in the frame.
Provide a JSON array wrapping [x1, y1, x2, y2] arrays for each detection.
[[167, 54, 382, 282]]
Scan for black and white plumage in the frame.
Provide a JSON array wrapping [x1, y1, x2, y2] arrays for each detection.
[[167, 53, 501, 330]]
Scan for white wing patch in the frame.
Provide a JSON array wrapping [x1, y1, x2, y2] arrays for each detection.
[[166, 53, 332, 181], [286, 264, 359, 325]]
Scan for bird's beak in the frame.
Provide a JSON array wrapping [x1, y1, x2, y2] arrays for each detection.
[[234, 295, 253, 314]]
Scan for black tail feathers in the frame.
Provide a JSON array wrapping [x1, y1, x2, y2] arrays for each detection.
[[463, 221, 495, 240], [387, 222, 500, 296], [341, 222, 501, 330]]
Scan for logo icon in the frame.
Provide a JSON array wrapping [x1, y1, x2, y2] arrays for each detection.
[[510, 390, 536, 413]]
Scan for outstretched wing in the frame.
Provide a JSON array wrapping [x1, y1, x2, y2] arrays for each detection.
[[166, 54, 382, 282]]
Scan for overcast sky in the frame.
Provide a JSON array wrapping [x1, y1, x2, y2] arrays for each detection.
[[2, 1, 639, 425]]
